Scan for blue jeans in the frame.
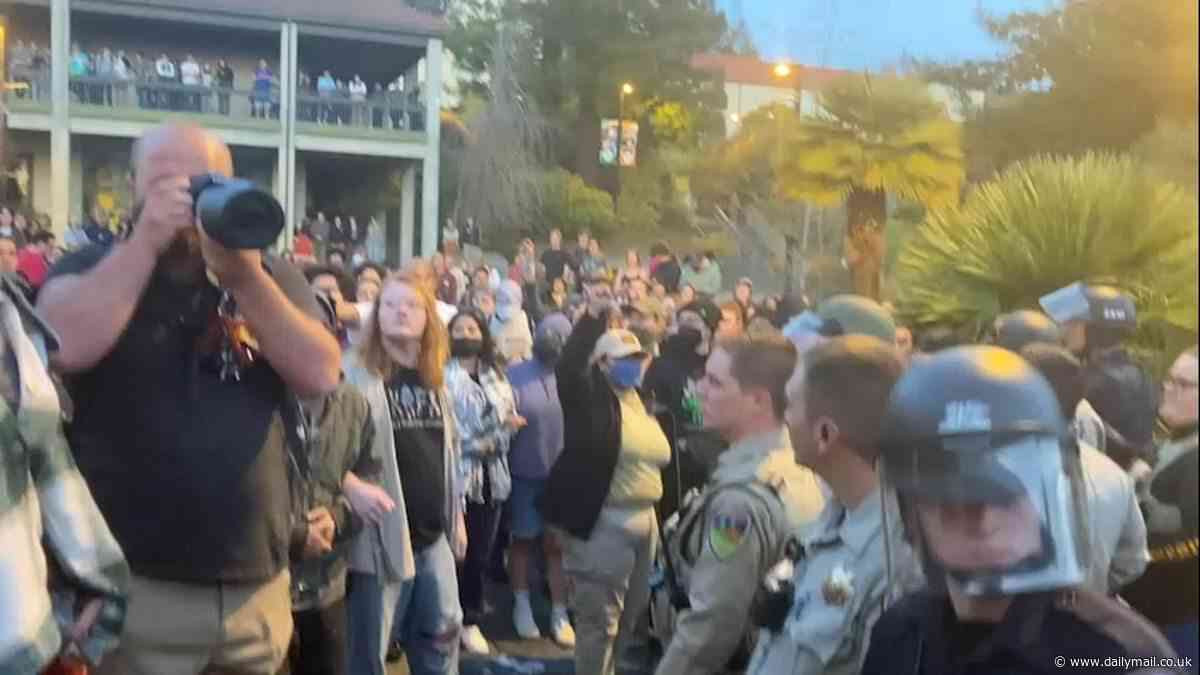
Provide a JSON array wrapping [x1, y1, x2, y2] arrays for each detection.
[[388, 535, 463, 675], [346, 572, 405, 675]]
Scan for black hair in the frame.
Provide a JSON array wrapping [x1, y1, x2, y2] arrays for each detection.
[[448, 308, 499, 372], [355, 262, 386, 282], [31, 231, 56, 245]]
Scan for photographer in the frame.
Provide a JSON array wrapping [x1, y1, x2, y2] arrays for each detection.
[[37, 124, 340, 675]]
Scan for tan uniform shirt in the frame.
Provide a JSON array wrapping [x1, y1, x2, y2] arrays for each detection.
[[655, 427, 826, 675]]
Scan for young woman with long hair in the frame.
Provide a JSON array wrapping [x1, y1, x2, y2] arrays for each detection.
[[444, 308, 525, 654], [344, 271, 465, 675]]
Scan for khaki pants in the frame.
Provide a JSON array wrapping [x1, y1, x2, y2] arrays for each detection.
[[561, 506, 658, 675], [97, 570, 292, 675]]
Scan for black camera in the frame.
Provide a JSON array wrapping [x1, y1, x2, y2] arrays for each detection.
[[189, 173, 285, 250]]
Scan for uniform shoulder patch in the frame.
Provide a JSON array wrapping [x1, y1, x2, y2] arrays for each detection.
[[708, 501, 752, 561]]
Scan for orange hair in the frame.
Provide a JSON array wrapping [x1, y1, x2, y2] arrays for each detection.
[[357, 270, 448, 389]]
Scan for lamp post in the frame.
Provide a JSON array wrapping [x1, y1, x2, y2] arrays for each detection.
[[771, 61, 803, 294], [616, 82, 633, 212]]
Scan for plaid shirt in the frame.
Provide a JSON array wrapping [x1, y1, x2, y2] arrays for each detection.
[[0, 275, 129, 674]]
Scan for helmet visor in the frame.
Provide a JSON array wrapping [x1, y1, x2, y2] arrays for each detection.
[[882, 435, 1088, 597]]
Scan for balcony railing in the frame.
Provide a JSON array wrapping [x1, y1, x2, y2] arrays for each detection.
[[6, 65, 52, 109], [295, 92, 426, 134], [69, 75, 281, 125]]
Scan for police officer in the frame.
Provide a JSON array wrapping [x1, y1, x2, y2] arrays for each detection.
[[862, 346, 1178, 675], [653, 335, 826, 675], [1039, 282, 1159, 468], [992, 309, 1062, 352], [746, 335, 916, 675]]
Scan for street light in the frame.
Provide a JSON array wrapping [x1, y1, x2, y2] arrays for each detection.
[[773, 62, 792, 79], [616, 82, 635, 211]]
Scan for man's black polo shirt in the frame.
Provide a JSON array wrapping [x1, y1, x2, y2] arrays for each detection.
[[49, 244, 325, 584]]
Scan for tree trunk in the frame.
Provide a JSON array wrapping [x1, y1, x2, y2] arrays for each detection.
[[843, 187, 887, 300]]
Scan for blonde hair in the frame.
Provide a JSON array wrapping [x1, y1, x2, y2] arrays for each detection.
[[357, 270, 448, 389]]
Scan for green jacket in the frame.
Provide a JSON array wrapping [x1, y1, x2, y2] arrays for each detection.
[[285, 381, 377, 611]]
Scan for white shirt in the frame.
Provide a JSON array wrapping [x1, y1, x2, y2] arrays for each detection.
[[349, 79, 367, 100], [1079, 442, 1150, 594], [180, 60, 201, 86]]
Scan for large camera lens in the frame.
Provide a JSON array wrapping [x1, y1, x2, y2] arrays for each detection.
[[189, 173, 285, 250]]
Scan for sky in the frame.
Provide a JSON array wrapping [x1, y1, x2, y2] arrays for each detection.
[[719, 0, 1053, 71]]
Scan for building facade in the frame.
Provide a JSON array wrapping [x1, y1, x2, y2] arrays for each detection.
[[2, 0, 446, 261]]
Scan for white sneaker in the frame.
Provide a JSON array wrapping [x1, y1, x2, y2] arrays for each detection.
[[513, 597, 542, 640], [550, 609, 576, 648], [461, 625, 490, 655]]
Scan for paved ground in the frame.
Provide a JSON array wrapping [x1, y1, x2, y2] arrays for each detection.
[[387, 581, 655, 675]]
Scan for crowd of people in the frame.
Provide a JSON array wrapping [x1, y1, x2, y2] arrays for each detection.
[[8, 36, 424, 131], [2, 121, 1196, 675], [62, 44, 267, 116], [295, 71, 425, 131]]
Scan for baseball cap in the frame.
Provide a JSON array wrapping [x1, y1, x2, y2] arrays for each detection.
[[591, 329, 648, 365]]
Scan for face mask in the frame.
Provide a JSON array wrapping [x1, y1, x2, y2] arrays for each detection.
[[533, 334, 565, 366], [451, 337, 484, 358], [607, 358, 645, 390]]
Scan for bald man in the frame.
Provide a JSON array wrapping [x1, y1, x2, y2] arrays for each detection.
[[38, 124, 340, 675]]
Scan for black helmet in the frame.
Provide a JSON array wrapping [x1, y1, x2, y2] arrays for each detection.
[[993, 310, 1062, 352], [880, 346, 1087, 596], [1039, 283, 1136, 331], [881, 345, 1066, 502]]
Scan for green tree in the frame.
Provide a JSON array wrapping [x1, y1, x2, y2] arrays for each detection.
[[1133, 120, 1199, 196], [774, 73, 964, 300], [896, 153, 1199, 350], [917, 0, 1198, 176], [447, 0, 728, 187]]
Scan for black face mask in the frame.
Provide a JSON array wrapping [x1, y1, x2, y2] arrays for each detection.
[[663, 327, 704, 357], [533, 334, 565, 366], [451, 337, 485, 358]]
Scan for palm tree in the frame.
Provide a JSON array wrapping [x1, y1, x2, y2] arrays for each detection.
[[895, 153, 1199, 354], [775, 73, 964, 299]]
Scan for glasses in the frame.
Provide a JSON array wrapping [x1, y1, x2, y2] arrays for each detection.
[[1163, 375, 1199, 390]]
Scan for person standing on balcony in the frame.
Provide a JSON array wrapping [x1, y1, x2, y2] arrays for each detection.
[[253, 59, 274, 119], [318, 71, 336, 124], [69, 44, 89, 103], [96, 48, 115, 106], [112, 50, 130, 106], [201, 64, 215, 113], [180, 54, 201, 112], [154, 53, 176, 110], [216, 59, 234, 115], [350, 75, 368, 126], [131, 52, 149, 109]]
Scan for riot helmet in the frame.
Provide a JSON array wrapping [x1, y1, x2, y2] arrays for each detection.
[[1038, 282, 1136, 356], [817, 295, 897, 343], [880, 346, 1089, 597], [992, 310, 1062, 352]]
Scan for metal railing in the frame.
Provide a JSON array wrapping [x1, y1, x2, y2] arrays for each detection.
[[6, 66, 52, 103], [69, 75, 281, 120], [295, 92, 426, 133]]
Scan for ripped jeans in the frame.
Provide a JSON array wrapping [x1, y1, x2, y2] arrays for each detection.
[[348, 535, 462, 675]]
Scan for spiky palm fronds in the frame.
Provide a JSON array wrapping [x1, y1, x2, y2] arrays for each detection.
[[775, 73, 965, 209], [896, 153, 1199, 341]]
